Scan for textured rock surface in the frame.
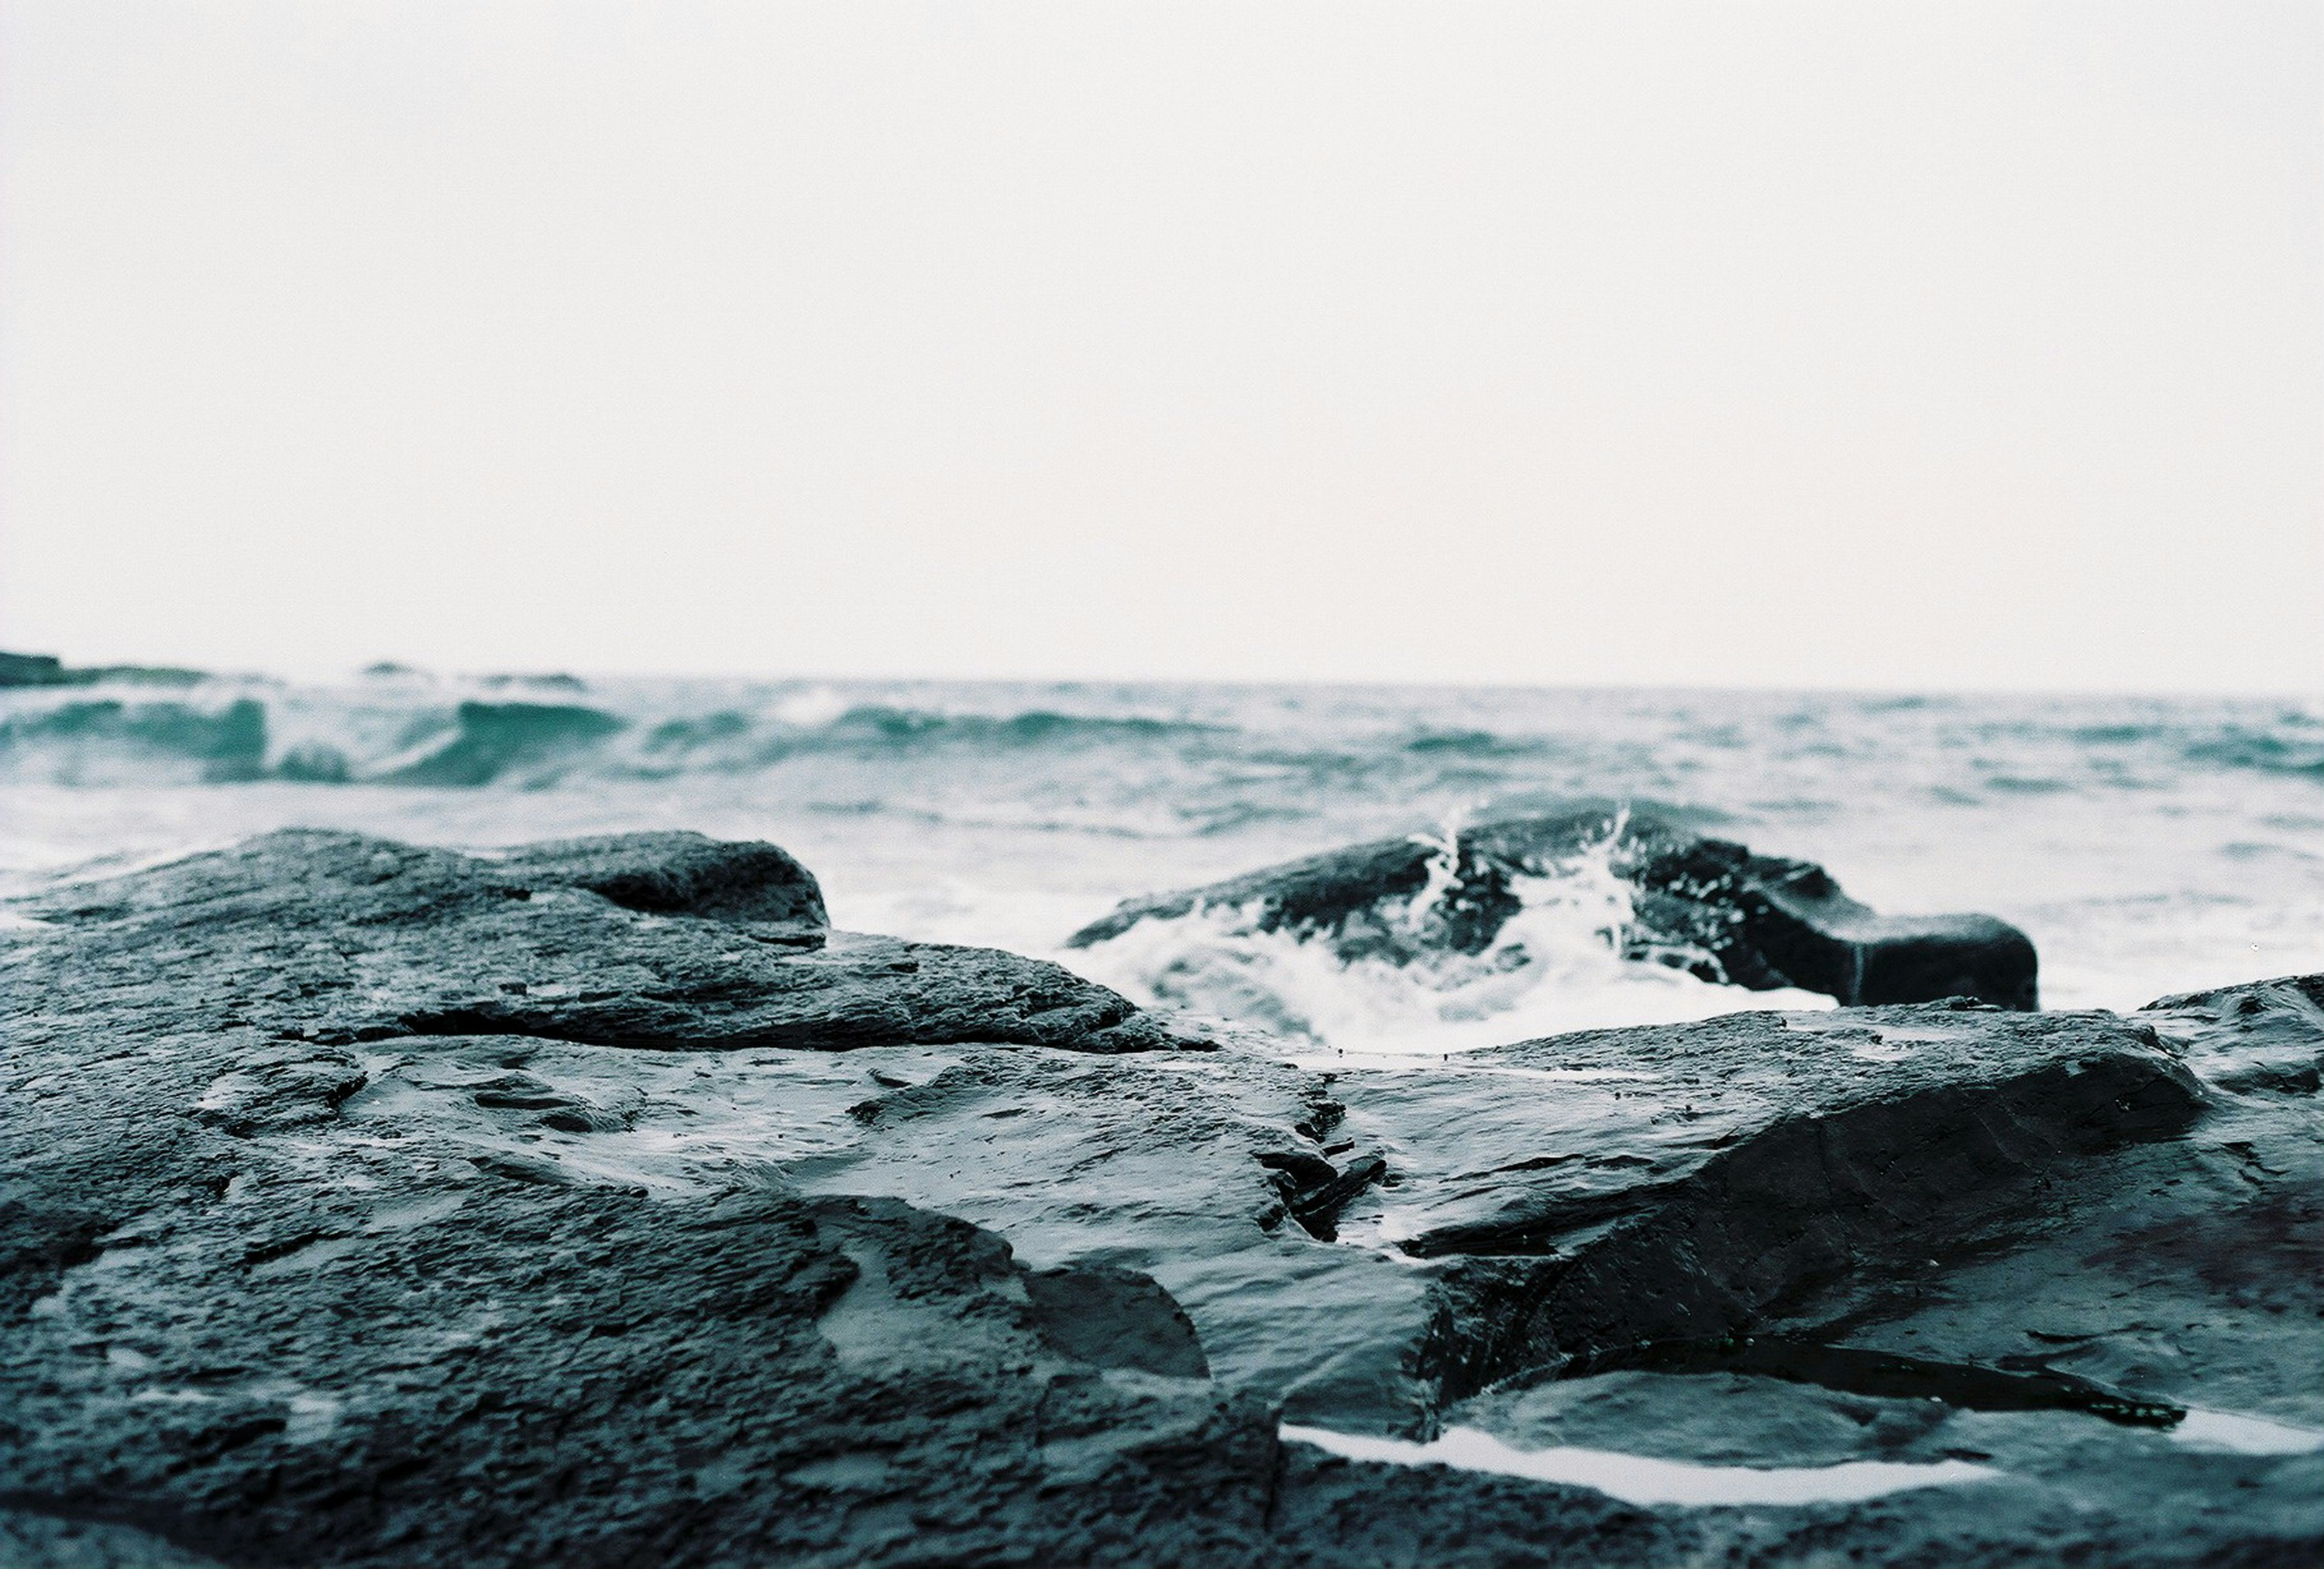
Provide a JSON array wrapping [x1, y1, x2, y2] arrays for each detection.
[[1067, 806, 2039, 1010], [1338, 1005, 2204, 1381], [1392, 975, 2324, 1567], [0, 1119, 1284, 1565], [493, 831, 829, 927], [16, 829, 1191, 1055], [3, 831, 2314, 1567]]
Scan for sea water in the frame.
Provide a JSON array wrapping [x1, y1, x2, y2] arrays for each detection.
[[2, 670, 2319, 1054]]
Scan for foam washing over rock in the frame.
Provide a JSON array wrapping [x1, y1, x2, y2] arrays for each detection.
[[1065, 807, 2037, 1048]]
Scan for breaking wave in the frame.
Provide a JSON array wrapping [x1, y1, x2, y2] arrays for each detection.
[[370, 702, 627, 788], [0, 698, 270, 785], [5, 670, 2317, 800], [0, 692, 633, 789], [0, 682, 1229, 788]]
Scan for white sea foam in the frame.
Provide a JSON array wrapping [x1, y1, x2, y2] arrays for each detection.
[[2171, 1409, 2324, 1456], [1065, 818, 1833, 1054], [1278, 1423, 1996, 1507], [772, 685, 851, 728]]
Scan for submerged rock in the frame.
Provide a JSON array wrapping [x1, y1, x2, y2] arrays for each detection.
[[1066, 806, 2039, 1011], [2, 831, 2312, 1567]]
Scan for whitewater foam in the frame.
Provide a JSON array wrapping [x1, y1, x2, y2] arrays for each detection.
[[1278, 1423, 1996, 1507], [1064, 809, 1833, 1054]]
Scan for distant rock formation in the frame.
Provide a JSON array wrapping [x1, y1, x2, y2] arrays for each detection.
[[1068, 807, 2039, 1010], [0, 649, 210, 688]]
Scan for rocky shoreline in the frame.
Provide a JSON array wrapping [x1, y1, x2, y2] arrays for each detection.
[[3, 829, 2316, 1567]]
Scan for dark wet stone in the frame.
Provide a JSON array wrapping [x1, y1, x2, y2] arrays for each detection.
[[493, 830, 828, 928], [1542, 1334, 2186, 1429], [1376, 982, 2323, 1567], [1026, 1262, 1212, 1378], [0, 1155, 1283, 1565], [15, 829, 1192, 1055], [813, 1045, 1442, 1430], [1321, 1004, 2208, 1389], [2144, 973, 2324, 1097], [0, 651, 67, 687], [1067, 806, 2039, 1009]]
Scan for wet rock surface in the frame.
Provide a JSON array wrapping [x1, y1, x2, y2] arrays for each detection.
[[1067, 806, 2040, 1010], [3, 831, 2315, 1567], [1336, 1006, 2206, 1376], [1373, 980, 2324, 1566], [15, 829, 1191, 1055]]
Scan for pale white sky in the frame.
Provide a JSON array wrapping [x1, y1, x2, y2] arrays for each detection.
[[2, 2, 2318, 689]]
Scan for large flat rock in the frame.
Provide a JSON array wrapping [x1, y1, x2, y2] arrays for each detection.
[[1381, 977, 2324, 1567], [0, 1101, 1284, 1566], [1331, 1004, 2203, 1381], [15, 829, 1191, 1054]]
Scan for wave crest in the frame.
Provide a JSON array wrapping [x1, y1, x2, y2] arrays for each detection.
[[0, 698, 268, 784]]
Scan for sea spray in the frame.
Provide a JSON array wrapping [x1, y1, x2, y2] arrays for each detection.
[[1067, 809, 1831, 1054]]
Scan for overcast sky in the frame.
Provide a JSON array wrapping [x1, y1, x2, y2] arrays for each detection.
[[2, 2, 2317, 690]]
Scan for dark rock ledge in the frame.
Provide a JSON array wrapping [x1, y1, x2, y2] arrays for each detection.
[[2, 831, 2315, 1568], [17, 829, 1191, 1055], [1067, 807, 2040, 1011]]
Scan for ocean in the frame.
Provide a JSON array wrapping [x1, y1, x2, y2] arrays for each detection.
[[4, 669, 2319, 1054]]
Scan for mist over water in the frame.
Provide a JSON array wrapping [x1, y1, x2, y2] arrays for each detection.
[[4, 669, 2319, 1051]]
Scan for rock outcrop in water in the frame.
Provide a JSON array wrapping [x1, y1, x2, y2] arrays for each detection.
[[3, 832, 2313, 1567], [1067, 806, 2040, 1010]]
